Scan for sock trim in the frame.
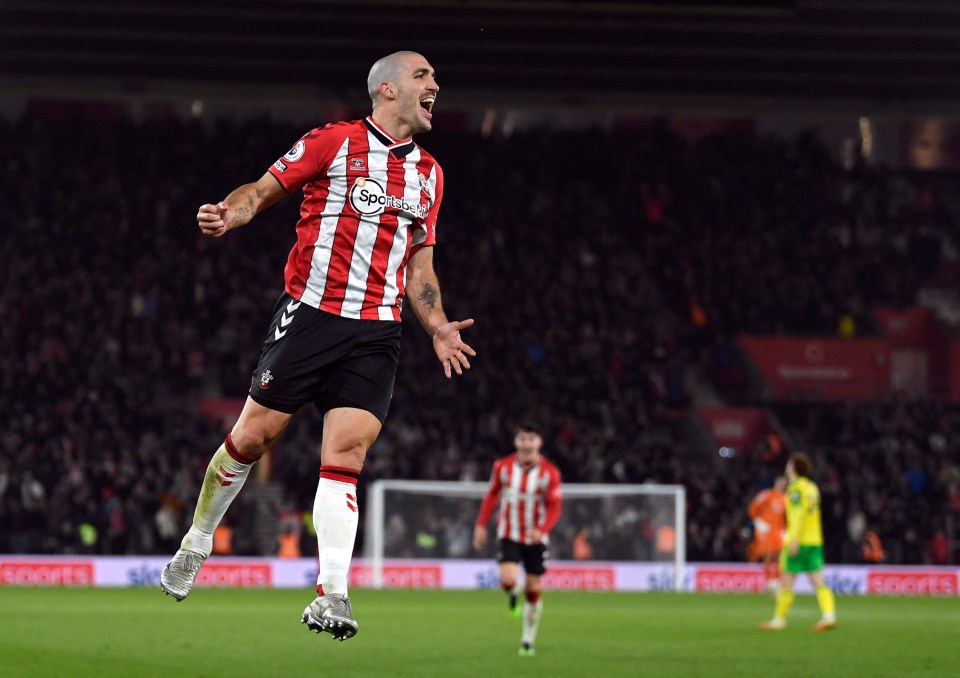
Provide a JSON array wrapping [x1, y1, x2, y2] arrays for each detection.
[[225, 433, 258, 465], [320, 465, 360, 485]]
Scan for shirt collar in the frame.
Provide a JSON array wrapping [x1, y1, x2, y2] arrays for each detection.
[[364, 117, 415, 158]]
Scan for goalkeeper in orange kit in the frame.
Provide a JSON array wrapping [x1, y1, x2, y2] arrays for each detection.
[[748, 476, 786, 594]]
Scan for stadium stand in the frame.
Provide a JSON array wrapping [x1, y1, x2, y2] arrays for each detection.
[[1, 106, 958, 564]]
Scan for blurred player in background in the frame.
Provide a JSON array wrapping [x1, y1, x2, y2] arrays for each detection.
[[748, 475, 786, 594], [159, 51, 476, 641], [473, 423, 562, 657], [760, 452, 837, 631]]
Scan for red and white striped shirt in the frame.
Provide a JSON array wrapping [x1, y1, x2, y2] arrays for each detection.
[[268, 117, 443, 321], [476, 454, 563, 545]]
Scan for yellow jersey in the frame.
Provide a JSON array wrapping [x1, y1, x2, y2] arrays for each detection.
[[784, 476, 823, 547]]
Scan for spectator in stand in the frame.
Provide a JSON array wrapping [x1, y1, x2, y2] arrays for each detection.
[[929, 530, 949, 565], [862, 529, 884, 563]]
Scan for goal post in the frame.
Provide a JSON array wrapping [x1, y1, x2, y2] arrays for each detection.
[[364, 480, 686, 591]]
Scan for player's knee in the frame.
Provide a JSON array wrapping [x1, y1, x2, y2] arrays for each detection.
[[325, 443, 367, 470], [322, 435, 372, 470], [228, 427, 272, 459], [320, 409, 380, 469], [525, 590, 541, 604], [500, 578, 516, 591]]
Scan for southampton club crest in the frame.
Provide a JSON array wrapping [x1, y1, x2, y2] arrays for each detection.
[[258, 369, 274, 390]]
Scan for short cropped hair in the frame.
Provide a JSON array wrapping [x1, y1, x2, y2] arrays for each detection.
[[516, 421, 542, 437], [367, 50, 420, 103]]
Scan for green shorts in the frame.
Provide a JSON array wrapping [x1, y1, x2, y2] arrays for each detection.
[[780, 545, 825, 574]]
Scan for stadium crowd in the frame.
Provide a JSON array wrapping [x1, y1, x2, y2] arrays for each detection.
[[1, 106, 958, 565]]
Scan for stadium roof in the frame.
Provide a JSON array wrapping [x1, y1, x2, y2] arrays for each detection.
[[2, 0, 960, 116]]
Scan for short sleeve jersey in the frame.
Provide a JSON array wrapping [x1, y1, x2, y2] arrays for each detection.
[[268, 116, 444, 321], [785, 477, 823, 547], [478, 454, 563, 545]]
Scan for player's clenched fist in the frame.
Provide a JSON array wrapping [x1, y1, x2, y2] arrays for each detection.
[[197, 201, 230, 237]]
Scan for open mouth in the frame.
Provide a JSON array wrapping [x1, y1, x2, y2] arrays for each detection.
[[420, 96, 435, 116]]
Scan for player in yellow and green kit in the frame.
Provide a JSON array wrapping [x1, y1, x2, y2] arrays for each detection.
[[760, 452, 837, 632]]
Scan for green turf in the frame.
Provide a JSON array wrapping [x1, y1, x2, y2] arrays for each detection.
[[0, 588, 956, 677]]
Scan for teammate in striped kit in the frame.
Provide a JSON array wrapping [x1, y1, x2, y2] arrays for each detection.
[[473, 423, 563, 656], [160, 51, 476, 641]]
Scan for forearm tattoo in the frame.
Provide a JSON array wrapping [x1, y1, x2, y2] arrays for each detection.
[[227, 192, 257, 227], [416, 282, 438, 311], [229, 207, 250, 226]]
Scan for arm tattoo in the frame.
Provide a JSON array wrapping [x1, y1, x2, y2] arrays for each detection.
[[230, 206, 251, 226], [226, 190, 257, 228], [416, 282, 438, 311]]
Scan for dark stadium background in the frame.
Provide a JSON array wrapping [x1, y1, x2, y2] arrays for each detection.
[[2, 0, 959, 568]]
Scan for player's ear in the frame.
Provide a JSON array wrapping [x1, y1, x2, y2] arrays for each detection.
[[379, 82, 396, 100]]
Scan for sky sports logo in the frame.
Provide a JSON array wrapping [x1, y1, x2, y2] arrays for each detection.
[[194, 563, 272, 587], [867, 571, 957, 595], [695, 567, 765, 592], [349, 563, 442, 588], [0, 561, 94, 585], [349, 177, 428, 218], [542, 566, 615, 590]]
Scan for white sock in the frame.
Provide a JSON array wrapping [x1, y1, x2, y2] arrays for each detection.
[[314, 469, 360, 597], [521, 599, 544, 646], [180, 436, 255, 557]]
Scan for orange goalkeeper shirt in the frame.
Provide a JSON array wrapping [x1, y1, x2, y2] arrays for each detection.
[[749, 487, 786, 553]]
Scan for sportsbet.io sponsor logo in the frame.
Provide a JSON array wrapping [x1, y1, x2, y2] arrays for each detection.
[[349, 177, 428, 218]]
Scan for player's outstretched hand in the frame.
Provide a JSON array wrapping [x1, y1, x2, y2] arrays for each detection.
[[198, 202, 230, 237], [433, 318, 476, 378]]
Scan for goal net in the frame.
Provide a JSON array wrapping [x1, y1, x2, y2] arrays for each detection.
[[364, 480, 686, 591]]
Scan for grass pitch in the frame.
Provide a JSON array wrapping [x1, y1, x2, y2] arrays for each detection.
[[0, 588, 956, 677]]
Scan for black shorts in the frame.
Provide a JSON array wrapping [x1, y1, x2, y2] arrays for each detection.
[[248, 292, 402, 422], [497, 538, 549, 576]]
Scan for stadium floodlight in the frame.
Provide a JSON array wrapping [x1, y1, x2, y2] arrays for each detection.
[[365, 480, 686, 591]]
